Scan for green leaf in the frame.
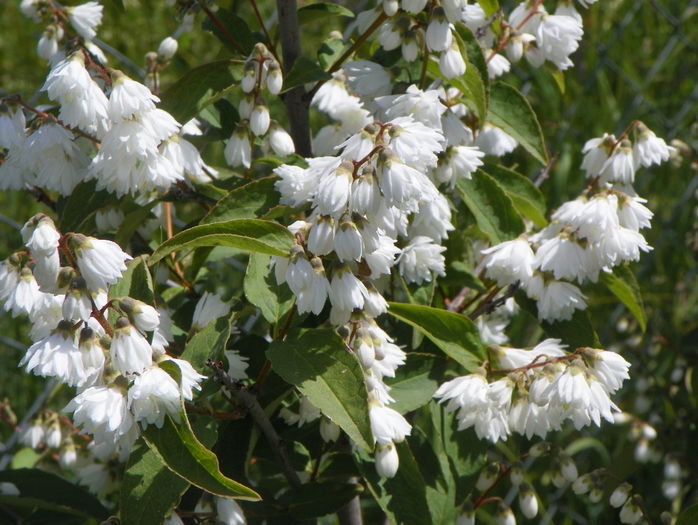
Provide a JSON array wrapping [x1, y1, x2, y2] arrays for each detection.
[[357, 441, 433, 525], [120, 418, 220, 525], [281, 57, 331, 93], [119, 440, 189, 525], [180, 315, 234, 372], [600, 264, 647, 332], [298, 2, 355, 25], [456, 170, 525, 244], [677, 503, 698, 525], [548, 65, 566, 94], [386, 354, 445, 414], [285, 482, 361, 519], [9, 448, 41, 469], [386, 303, 485, 372], [0, 468, 109, 521], [56, 180, 112, 232], [487, 81, 549, 164], [267, 328, 373, 451], [449, 261, 486, 293], [201, 9, 259, 55], [318, 37, 349, 70], [203, 176, 280, 224], [160, 60, 244, 124], [108, 255, 155, 305], [452, 25, 489, 122], [244, 253, 295, 324], [476, 0, 499, 17], [515, 291, 601, 348], [482, 163, 547, 227], [142, 408, 260, 501], [149, 219, 294, 264]]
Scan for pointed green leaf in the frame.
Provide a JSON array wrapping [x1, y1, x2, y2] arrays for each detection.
[[453, 24, 489, 122], [56, 180, 112, 232], [476, 0, 499, 16], [487, 81, 549, 164], [149, 219, 294, 264], [203, 176, 280, 224], [386, 302, 485, 372], [483, 163, 547, 227], [160, 60, 244, 123], [0, 469, 110, 521], [201, 9, 260, 55], [298, 2, 355, 25], [281, 57, 331, 93], [677, 503, 698, 525], [142, 408, 260, 500], [456, 170, 525, 244], [109, 255, 155, 305], [244, 253, 295, 324], [386, 354, 446, 414], [267, 328, 373, 451], [180, 315, 234, 372], [600, 264, 646, 332]]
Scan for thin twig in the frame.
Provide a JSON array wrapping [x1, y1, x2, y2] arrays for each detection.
[[248, 0, 277, 61], [534, 154, 557, 188], [208, 360, 302, 489], [198, 0, 247, 55], [468, 283, 520, 321]]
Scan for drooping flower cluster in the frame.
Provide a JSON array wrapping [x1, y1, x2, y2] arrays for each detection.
[[435, 339, 631, 442], [481, 122, 671, 323]]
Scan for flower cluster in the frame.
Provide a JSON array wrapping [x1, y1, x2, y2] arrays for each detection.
[[434, 339, 631, 442], [482, 122, 671, 323]]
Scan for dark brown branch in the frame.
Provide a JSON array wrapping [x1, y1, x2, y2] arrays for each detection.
[[276, 0, 312, 156], [207, 360, 302, 490], [468, 283, 520, 321]]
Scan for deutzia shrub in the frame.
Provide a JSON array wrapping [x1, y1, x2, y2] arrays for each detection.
[[0, 0, 686, 524]]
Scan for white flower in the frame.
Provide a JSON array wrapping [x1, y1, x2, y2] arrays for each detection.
[[496, 503, 516, 525], [62, 278, 93, 321], [4, 268, 41, 317], [314, 161, 353, 217], [369, 404, 411, 444], [619, 496, 643, 524], [109, 72, 160, 120], [600, 141, 636, 184], [386, 116, 444, 170], [534, 234, 593, 283], [402, 0, 427, 14], [320, 418, 341, 442], [67, 1, 104, 41], [22, 214, 60, 256], [581, 133, 614, 177], [481, 237, 535, 286], [398, 236, 446, 284], [329, 266, 369, 313], [118, 297, 160, 333], [225, 350, 250, 380], [364, 287, 388, 318], [158, 37, 178, 60], [365, 234, 401, 277], [266, 62, 283, 95], [426, 9, 453, 52], [376, 85, 446, 130], [334, 220, 363, 262], [165, 358, 206, 400], [434, 145, 484, 187], [586, 349, 631, 393], [269, 124, 295, 156], [128, 366, 182, 428], [216, 497, 247, 525], [409, 195, 454, 241], [375, 441, 400, 478], [37, 25, 62, 61], [487, 53, 511, 79], [535, 14, 583, 70], [192, 292, 230, 329], [633, 123, 674, 168], [519, 485, 538, 518], [250, 104, 271, 137], [344, 61, 393, 98], [295, 258, 331, 315], [70, 234, 132, 292], [401, 32, 420, 62], [617, 195, 653, 231], [434, 374, 489, 412], [110, 318, 153, 375], [65, 385, 135, 445], [475, 124, 518, 156], [225, 126, 252, 168], [610, 482, 632, 508], [529, 278, 586, 322], [274, 164, 318, 207]]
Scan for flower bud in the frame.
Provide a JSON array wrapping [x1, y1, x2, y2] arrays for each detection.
[[476, 463, 499, 491], [518, 483, 538, 519], [426, 7, 452, 52], [238, 95, 254, 120], [509, 461, 524, 485], [375, 442, 399, 478], [250, 104, 270, 136], [266, 61, 283, 95], [158, 37, 178, 60], [320, 418, 340, 442], [559, 453, 578, 481], [383, 0, 399, 16], [401, 30, 419, 62], [439, 41, 466, 79], [619, 495, 643, 524], [62, 277, 92, 321], [456, 504, 474, 525], [242, 61, 257, 93], [496, 502, 516, 525], [572, 473, 592, 495], [119, 297, 160, 332], [269, 123, 295, 156], [610, 482, 633, 508], [529, 441, 551, 457], [45, 421, 62, 449], [224, 124, 252, 168], [355, 328, 375, 368]]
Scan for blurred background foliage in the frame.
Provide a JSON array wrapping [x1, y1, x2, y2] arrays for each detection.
[[1, 0, 698, 522]]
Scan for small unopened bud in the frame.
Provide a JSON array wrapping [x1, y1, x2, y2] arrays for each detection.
[[476, 463, 499, 491], [572, 473, 593, 495], [375, 442, 399, 478], [250, 104, 270, 136], [268, 122, 295, 156], [610, 482, 633, 508], [382, 0, 399, 16], [355, 328, 375, 368], [496, 502, 516, 525], [589, 485, 604, 503], [319, 418, 340, 442], [559, 453, 578, 481], [518, 483, 538, 519], [529, 441, 551, 457], [266, 61, 283, 95], [509, 461, 524, 485], [619, 495, 643, 524], [158, 37, 178, 60], [242, 61, 257, 93], [238, 95, 254, 119], [456, 503, 474, 525]]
